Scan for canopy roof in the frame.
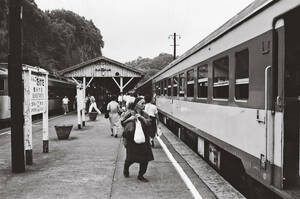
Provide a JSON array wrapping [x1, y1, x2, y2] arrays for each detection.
[[59, 56, 143, 78]]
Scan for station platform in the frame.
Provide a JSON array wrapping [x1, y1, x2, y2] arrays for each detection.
[[0, 113, 244, 199]]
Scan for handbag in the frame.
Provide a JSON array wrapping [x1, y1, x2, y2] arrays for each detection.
[[134, 119, 145, 144], [105, 112, 109, 118]]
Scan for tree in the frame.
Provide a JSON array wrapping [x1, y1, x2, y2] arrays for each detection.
[[0, 0, 104, 72], [126, 53, 173, 84]]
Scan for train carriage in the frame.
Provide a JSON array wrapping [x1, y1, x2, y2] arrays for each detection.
[[137, 1, 300, 198], [0, 64, 10, 122]]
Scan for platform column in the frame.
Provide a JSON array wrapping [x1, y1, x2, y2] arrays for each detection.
[[43, 74, 49, 153], [24, 69, 33, 165], [82, 76, 86, 126], [76, 85, 83, 129]]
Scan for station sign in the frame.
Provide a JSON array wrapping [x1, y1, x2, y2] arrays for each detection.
[[30, 72, 46, 115], [23, 65, 49, 156]]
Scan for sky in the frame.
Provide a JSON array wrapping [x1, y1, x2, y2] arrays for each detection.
[[35, 0, 254, 63]]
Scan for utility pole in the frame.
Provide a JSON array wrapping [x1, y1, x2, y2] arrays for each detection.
[[9, 0, 25, 172], [169, 33, 181, 60]]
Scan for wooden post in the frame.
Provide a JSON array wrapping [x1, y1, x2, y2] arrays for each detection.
[[76, 85, 82, 129], [120, 77, 124, 106], [8, 0, 25, 173], [120, 77, 123, 93], [82, 77, 86, 126], [43, 74, 49, 153], [24, 69, 32, 165]]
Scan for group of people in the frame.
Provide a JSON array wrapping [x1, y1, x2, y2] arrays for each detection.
[[63, 93, 159, 183]]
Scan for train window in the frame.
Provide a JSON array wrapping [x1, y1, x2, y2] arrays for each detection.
[[198, 65, 208, 98], [173, 76, 178, 97], [167, 78, 171, 96], [213, 56, 229, 99], [161, 80, 164, 95], [187, 69, 194, 97], [179, 73, 185, 97], [48, 89, 58, 99], [155, 83, 159, 95], [235, 49, 249, 100], [164, 79, 168, 96], [160, 80, 165, 95], [0, 79, 4, 91], [160, 81, 163, 95]]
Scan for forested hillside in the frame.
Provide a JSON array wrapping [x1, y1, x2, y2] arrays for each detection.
[[0, 0, 104, 71], [126, 53, 174, 83], [1, 0, 172, 80]]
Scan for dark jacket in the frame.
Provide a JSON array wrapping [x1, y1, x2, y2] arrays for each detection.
[[121, 110, 154, 163]]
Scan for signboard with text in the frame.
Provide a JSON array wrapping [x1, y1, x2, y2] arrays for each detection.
[[30, 72, 46, 115]]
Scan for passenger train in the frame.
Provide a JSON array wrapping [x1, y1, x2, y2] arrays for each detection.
[[0, 63, 76, 126], [136, 1, 300, 198]]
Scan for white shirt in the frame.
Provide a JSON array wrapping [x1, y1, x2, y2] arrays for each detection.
[[144, 103, 158, 117], [118, 95, 122, 102], [107, 101, 120, 114], [62, 98, 69, 105]]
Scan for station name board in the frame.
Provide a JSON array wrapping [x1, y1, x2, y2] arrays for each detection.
[[30, 73, 46, 115]]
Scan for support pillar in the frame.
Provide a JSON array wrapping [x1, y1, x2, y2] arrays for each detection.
[[120, 77, 123, 93], [82, 77, 86, 127], [43, 74, 49, 153], [24, 70, 32, 165], [76, 85, 83, 129], [8, 0, 25, 173]]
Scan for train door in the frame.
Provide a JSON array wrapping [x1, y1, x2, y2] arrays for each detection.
[[282, 7, 300, 189]]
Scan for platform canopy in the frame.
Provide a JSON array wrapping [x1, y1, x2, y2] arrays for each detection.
[[59, 56, 143, 94]]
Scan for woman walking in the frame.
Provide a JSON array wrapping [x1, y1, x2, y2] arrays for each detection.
[[88, 96, 101, 114], [107, 95, 122, 137], [121, 97, 154, 182]]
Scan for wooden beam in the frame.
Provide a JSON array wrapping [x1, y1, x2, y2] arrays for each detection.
[[112, 77, 121, 89], [72, 77, 81, 85], [86, 77, 94, 88], [122, 77, 134, 91]]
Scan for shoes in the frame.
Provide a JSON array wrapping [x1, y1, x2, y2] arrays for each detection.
[[115, 134, 118, 138], [151, 140, 154, 148], [123, 170, 129, 178], [137, 176, 149, 182], [111, 134, 113, 136]]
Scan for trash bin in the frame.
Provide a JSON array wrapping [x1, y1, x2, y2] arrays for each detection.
[[55, 125, 73, 140], [88, 112, 98, 121]]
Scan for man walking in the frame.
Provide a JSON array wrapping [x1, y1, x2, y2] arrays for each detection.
[[62, 96, 69, 115]]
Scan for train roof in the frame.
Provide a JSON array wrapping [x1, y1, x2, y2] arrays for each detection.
[[0, 63, 48, 74], [137, 0, 275, 88], [0, 64, 8, 75], [0, 63, 76, 85]]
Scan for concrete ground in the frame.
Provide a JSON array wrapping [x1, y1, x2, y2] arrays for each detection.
[[0, 112, 243, 199]]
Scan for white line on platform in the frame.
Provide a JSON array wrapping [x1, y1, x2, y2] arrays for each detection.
[[34, 114, 65, 125], [0, 131, 11, 136], [157, 136, 203, 199], [0, 114, 67, 136]]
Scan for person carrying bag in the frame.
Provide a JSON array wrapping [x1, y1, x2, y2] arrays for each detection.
[[120, 97, 153, 183]]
